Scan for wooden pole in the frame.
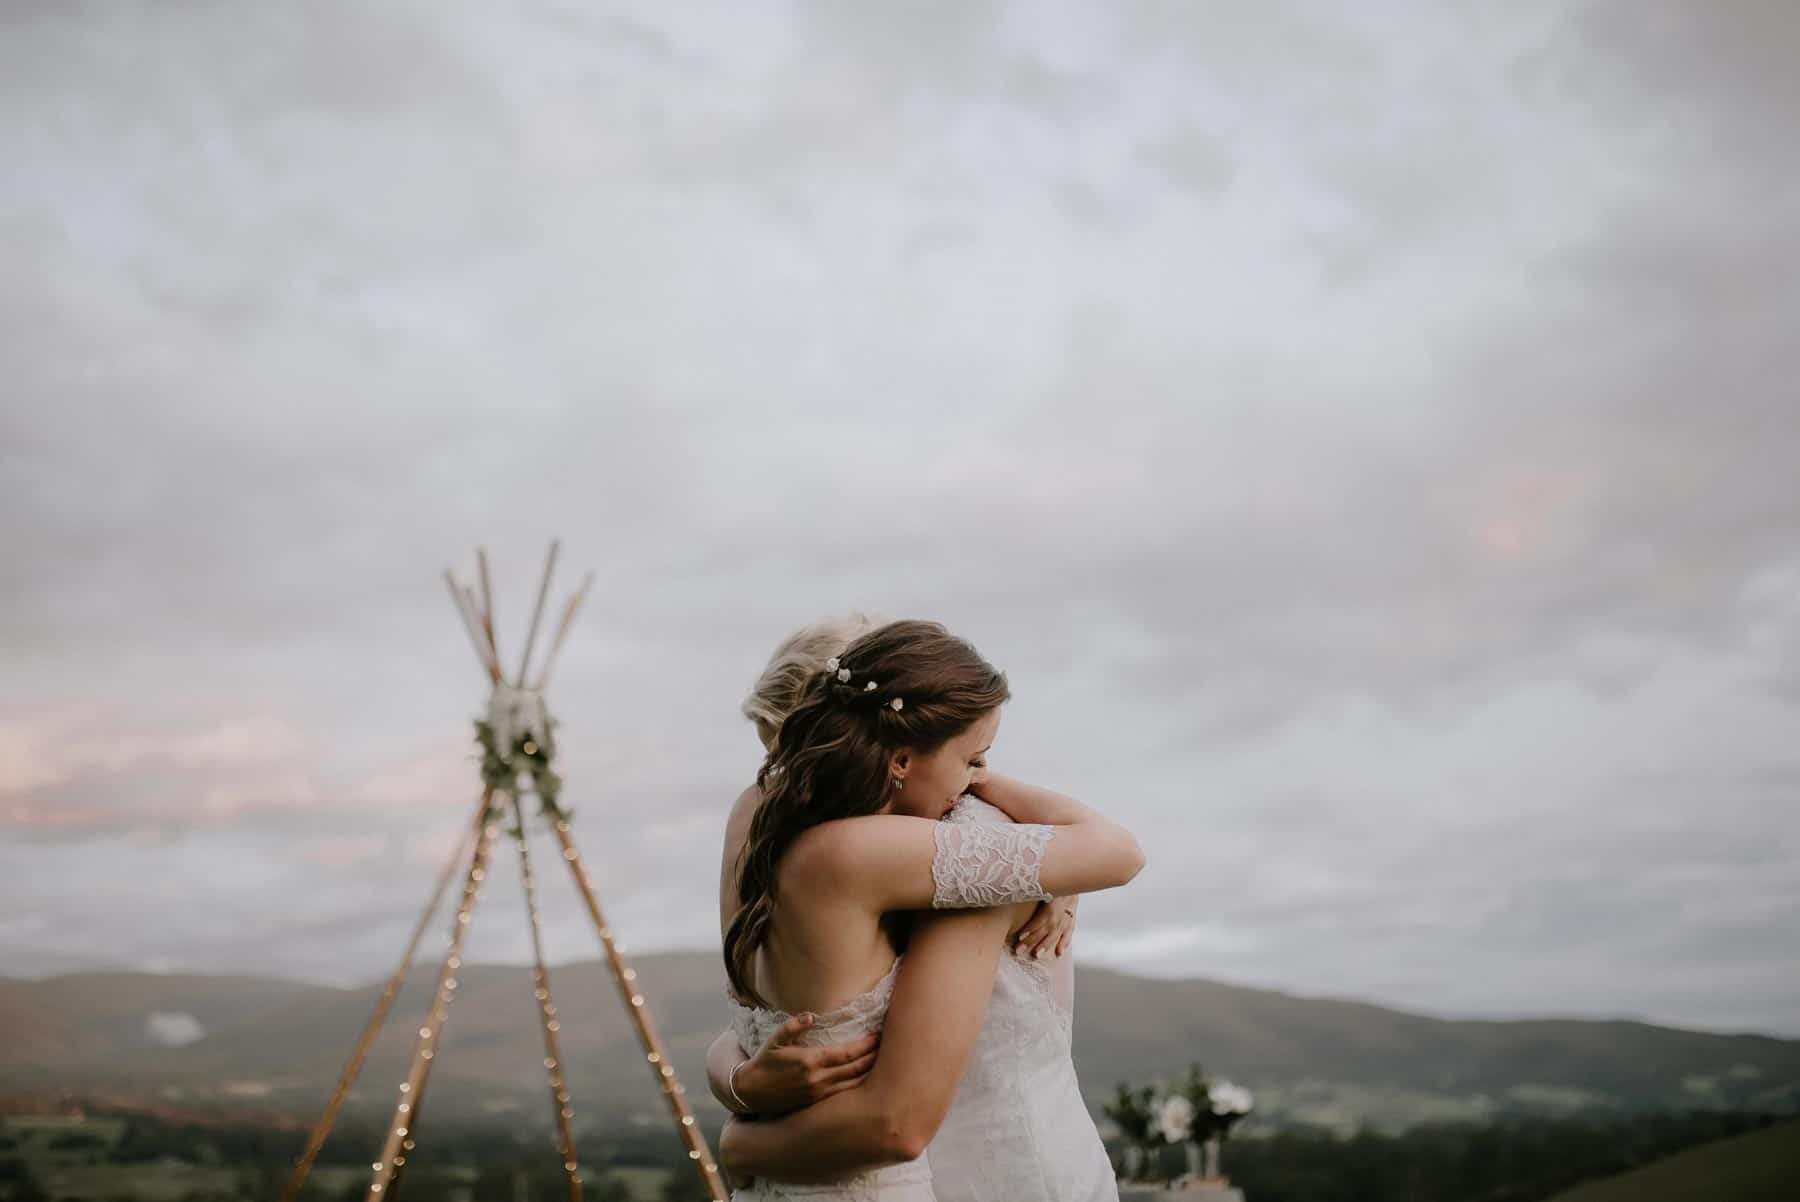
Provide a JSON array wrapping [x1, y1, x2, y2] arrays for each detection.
[[457, 583, 502, 684], [516, 541, 561, 688], [476, 548, 501, 672], [446, 573, 500, 682], [364, 794, 501, 1202], [531, 572, 595, 693], [549, 818, 727, 1201], [510, 795, 583, 1202], [277, 795, 484, 1202]]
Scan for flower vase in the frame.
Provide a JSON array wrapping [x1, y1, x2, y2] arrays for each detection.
[[1183, 1141, 1202, 1179], [1123, 1144, 1144, 1181], [1203, 1135, 1222, 1180]]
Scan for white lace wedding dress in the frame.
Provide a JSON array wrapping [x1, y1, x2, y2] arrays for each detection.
[[726, 797, 1117, 1202], [926, 797, 1117, 1202], [730, 956, 931, 1201]]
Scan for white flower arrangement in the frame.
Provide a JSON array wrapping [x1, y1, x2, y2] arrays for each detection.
[[1154, 1094, 1196, 1145]]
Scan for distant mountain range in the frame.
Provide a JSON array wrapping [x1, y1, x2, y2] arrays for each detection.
[[4, 954, 1797, 1136]]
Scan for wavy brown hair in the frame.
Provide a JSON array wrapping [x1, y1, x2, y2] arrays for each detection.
[[724, 619, 1010, 1007]]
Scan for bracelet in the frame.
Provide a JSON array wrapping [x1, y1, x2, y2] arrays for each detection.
[[727, 1058, 752, 1114]]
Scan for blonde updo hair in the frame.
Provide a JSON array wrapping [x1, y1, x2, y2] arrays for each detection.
[[742, 612, 883, 749]]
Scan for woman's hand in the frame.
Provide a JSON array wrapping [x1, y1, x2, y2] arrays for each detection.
[[734, 1013, 879, 1116], [1014, 894, 1077, 959]]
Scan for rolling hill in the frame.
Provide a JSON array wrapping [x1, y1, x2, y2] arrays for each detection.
[[1544, 1115, 1799, 1202], [3, 954, 1796, 1136]]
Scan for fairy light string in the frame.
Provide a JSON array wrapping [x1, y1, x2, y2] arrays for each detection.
[[550, 816, 726, 1195], [364, 800, 501, 1202], [511, 791, 584, 1202]]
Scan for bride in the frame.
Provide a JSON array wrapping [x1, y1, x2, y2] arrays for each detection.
[[713, 618, 1143, 1200]]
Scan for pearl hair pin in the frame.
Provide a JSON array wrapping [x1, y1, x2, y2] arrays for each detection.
[[824, 655, 904, 711]]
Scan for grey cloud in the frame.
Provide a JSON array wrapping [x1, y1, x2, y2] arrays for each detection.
[[1134, 122, 1234, 196], [3, 2, 1796, 1038]]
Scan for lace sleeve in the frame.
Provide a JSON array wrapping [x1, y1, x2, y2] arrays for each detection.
[[931, 818, 1056, 909]]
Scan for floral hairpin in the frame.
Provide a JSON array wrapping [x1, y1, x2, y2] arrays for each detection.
[[826, 656, 904, 711]]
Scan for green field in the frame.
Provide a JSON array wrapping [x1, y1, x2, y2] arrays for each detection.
[[1546, 1116, 1799, 1202], [4, 1110, 1793, 1202], [0, 1114, 691, 1202]]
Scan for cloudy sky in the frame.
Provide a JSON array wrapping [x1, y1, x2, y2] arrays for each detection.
[[4, 2, 1797, 1039]]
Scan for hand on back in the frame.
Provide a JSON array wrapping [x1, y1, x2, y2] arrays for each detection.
[[1013, 894, 1078, 959], [734, 1013, 880, 1116]]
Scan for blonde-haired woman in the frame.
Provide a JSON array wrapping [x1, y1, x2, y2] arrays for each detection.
[[740, 613, 883, 748]]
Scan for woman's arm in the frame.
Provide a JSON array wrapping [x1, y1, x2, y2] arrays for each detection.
[[969, 771, 1103, 825], [705, 1021, 878, 1117], [788, 781, 1143, 915], [720, 905, 1014, 1182], [970, 772, 1145, 897]]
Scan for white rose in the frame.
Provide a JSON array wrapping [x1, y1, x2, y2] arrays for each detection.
[[1155, 1094, 1195, 1144], [1209, 1081, 1254, 1116]]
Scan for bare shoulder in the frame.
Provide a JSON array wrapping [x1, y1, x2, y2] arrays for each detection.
[[784, 813, 934, 886], [725, 782, 761, 830]]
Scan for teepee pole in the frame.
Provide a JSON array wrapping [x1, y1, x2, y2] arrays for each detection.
[[531, 572, 594, 693], [549, 818, 727, 1201], [277, 793, 485, 1202], [509, 795, 583, 1202], [365, 794, 502, 1202], [516, 541, 560, 688], [476, 548, 502, 673], [446, 573, 501, 683]]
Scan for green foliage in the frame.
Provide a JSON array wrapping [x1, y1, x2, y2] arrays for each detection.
[[1103, 1081, 1156, 1142], [0, 1157, 49, 1202], [474, 718, 565, 822], [1176, 1062, 1218, 1140], [48, 1131, 110, 1152]]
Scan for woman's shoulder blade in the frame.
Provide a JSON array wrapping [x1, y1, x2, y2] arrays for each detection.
[[783, 813, 929, 881]]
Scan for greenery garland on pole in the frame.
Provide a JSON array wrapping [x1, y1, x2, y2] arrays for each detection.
[[476, 684, 568, 826]]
